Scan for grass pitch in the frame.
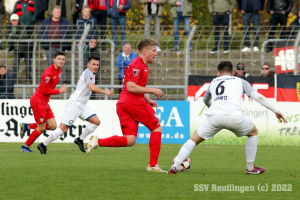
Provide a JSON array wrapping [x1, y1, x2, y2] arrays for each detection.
[[0, 143, 299, 200]]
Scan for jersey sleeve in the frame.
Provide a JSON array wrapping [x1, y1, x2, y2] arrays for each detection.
[[84, 70, 95, 84], [203, 85, 212, 107], [41, 71, 60, 95], [204, 84, 211, 98], [241, 79, 255, 97], [125, 65, 141, 84]]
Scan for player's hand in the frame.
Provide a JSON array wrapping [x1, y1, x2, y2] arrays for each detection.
[[148, 99, 158, 108], [104, 89, 114, 97], [59, 84, 70, 93], [276, 111, 288, 124], [151, 88, 164, 99]]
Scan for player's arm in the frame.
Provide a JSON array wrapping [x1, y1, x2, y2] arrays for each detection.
[[203, 85, 212, 107], [127, 81, 164, 99], [88, 83, 114, 97], [249, 91, 287, 123], [42, 84, 69, 95], [84, 70, 114, 97], [242, 79, 287, 123], [41, 73, 68, 95]]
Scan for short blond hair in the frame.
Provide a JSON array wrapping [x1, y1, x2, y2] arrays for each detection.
[[82, 5, 90, 10], [53, 5, 61, 11], [137, 39, 157, 52]]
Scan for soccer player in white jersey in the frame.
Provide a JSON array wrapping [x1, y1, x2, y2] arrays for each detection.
[[36, 55, 114, 154], [168, 61, 288, 175]]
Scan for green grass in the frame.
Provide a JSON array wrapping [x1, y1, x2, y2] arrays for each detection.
[[0, 143, 299, 199], [195, 133, 300, 146]]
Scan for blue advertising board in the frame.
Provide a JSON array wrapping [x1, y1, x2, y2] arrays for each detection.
[[136, 101, 190, 144]]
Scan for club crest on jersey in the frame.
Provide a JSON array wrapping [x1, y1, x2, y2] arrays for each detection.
[[45, 76, 50, 83], [89, 76, 94, 82], [133, 68, 140, 77], [69, 120, 73, 124], [40, 118, 44, 122]]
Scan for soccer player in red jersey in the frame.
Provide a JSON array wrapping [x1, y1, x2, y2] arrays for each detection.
[[86, 39, 166, 172], [20, 51, 69, 152]]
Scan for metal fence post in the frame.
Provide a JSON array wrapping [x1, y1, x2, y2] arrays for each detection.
[[293, 31, 300, 75], [185, 25, 197, 101], [110, 40, 115, 87], [71, 41, 76, 93], [78, 24, 91, 75], [32, 41, 37, 85]]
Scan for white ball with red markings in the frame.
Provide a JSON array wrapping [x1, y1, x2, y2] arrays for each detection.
[[173, 157, 191, 172]]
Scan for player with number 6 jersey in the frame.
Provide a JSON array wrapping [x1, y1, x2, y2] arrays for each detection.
[[19, 52, 69, 153], [168, 61, 288, 175], [86, 39, 167, 172]]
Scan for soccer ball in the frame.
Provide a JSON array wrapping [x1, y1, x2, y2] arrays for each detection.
[[173, 157, 191, 172]]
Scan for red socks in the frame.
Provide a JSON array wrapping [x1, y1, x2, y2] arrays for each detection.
[[29, 123, 48, 130], [98, 135, 128, 147], [149, 132, 162, 167], [29, 123, 37, 129], [25, 129, 41, 147], [96, 131, 161, 167]]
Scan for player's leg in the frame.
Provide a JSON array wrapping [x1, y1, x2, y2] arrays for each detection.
[[20, 123, 52, 139], [87, 124, 135, 150], [20, 99, 49, 152], [168, 115, 221, 174], [226, 115, 264, 174], [245, 124, 264, 174], [20, 101, 55, 138], [38, 99, 82, 154], [74, 115, 100, 152], [85, 104, 136, 153], [148, 126, 162, 168], [20, 122, 51, 138], [20, 122, 47, 152], [20, 117, 56, 139], [168, 130, 204, 174], [74, 107, 100, 152], [37, 123, 69, 154], [42, 118, 64, 148], [85, 132, 132, 154], [135, 102, 166, 172]]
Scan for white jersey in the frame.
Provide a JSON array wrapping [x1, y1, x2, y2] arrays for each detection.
[[70, 69, 95, 108], [204, 75, 255, 115]]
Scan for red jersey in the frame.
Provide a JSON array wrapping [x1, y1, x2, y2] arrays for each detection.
[[32, 64, 61, 102], [118, 57, 149, 103]]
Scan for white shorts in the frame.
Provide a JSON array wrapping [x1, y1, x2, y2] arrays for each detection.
[[61, 98, 96, 127], [197, 114, 254, 140]]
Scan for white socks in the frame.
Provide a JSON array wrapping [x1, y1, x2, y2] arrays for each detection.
[[172, 139, 196, 170], [43, 128, 63, 146], [246, 135, 258, 171], [79, 123, 98, 140]]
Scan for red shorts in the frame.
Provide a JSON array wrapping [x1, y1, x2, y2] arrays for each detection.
[[117, 100, 160, 137], [30, 97, 55, 124]]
